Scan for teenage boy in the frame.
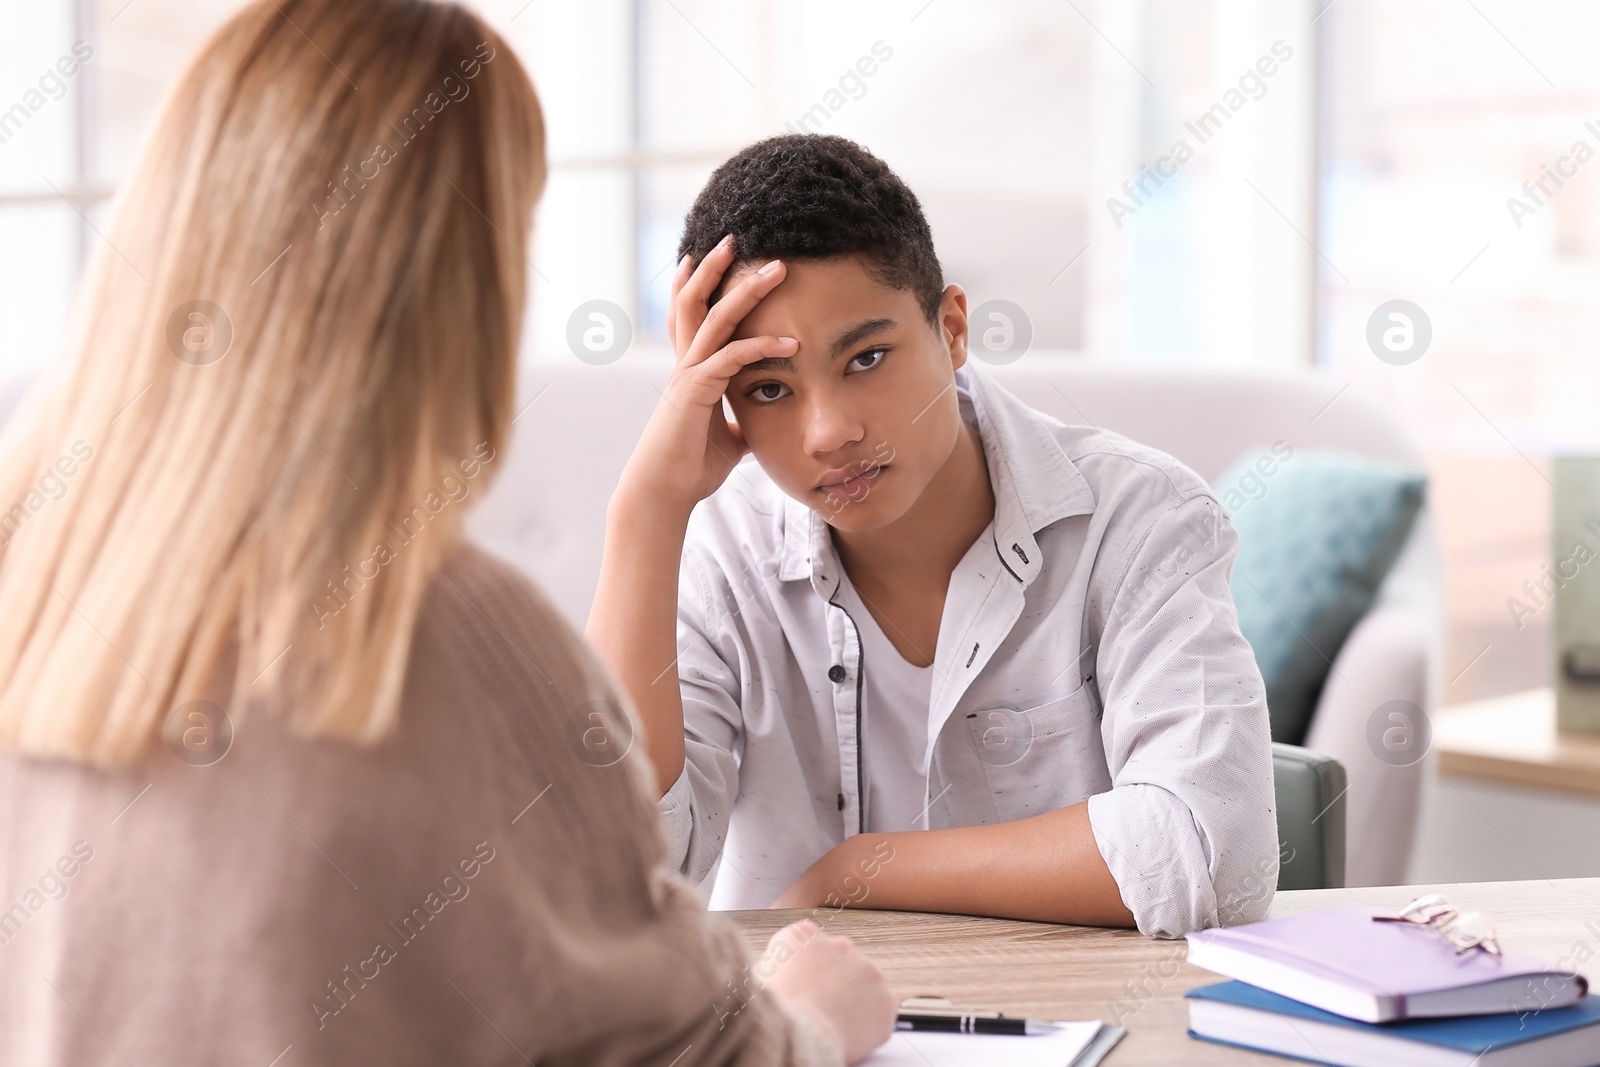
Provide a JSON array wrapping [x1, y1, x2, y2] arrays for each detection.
[[586, 134, 1277, 939]]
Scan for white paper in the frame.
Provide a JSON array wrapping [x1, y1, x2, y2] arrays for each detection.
[[861, 1021, 1104, 1065]]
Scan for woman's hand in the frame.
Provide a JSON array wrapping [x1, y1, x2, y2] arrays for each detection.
[[759, 920, 896, 1065], [613, 234, 794, 518]]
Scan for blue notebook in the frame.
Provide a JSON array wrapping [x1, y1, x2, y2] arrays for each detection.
[[1186, 981, 1600, 1067]]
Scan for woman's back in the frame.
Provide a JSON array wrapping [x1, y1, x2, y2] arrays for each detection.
[[1, 543, 839, 1065]]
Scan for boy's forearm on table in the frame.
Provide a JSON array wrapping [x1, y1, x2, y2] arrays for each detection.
[[805, 802, 1136, 928], [586, 492, 694, 796]]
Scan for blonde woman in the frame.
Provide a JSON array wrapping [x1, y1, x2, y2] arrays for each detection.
[[0, 2, 892, 1064]]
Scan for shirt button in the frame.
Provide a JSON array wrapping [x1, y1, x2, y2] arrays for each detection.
[[828, 664, 846, 683]]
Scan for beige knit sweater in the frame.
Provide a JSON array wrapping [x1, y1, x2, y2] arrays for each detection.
[[0, 543, 841, 1066]]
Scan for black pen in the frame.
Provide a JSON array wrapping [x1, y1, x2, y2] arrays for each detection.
[[895, 1012, 1061, 1036]]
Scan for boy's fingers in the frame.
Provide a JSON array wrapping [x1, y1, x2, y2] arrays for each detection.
[[683, 260, 787, 367], [668, 334, 795, 414], [665, 253, 692, 344], [697, 334, 797, 391], [673, 235, 738, 358], [682, 234, 736, 302]]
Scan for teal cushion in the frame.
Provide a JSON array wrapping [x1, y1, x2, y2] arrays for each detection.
[[1215, 448, 1426, 745]]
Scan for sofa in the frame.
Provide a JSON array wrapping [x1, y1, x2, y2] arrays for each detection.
[[466, 358, 1439, 888], [0, 358, 1438, 886]]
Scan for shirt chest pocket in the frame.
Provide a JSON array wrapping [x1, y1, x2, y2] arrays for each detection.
[[962, 687, 1111, 823]]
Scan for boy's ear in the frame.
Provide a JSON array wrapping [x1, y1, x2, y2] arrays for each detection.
[[940, 284, 970, 369]]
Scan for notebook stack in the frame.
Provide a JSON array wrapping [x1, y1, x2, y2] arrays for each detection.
[[1183, 906, 1599, 1066]]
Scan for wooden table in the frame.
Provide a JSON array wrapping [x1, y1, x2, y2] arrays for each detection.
[[1435, 687, 1600, 798], [729, 878, 1600, 1065]]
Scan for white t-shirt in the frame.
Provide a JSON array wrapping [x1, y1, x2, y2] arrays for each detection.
[[836, 399, 991, 834], [835, 573, 938, 832]]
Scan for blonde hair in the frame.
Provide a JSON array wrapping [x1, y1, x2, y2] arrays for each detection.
[[0, 0, 545, 765]]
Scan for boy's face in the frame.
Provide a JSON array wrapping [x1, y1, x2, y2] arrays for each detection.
[[722, 255, 970, 534]]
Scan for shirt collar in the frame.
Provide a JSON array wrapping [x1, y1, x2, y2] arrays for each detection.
[[777, 362, 1096, 587]]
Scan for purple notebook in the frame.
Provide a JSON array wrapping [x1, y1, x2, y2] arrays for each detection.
[[1185, 907, 1590, 1023]]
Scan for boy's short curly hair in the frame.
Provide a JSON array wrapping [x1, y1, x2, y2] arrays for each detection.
[[677, 133, 945, 325]]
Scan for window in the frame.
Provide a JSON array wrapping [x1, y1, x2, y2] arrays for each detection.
[[0, 0, 252, 381], [1090, 0, 1315, 370], [1316, 0, 1592, 703], [6, 0, 1313, 371], [519, 0, 1099, 361], [6, 0, 1103, 373], [1, 3, 93, 382]]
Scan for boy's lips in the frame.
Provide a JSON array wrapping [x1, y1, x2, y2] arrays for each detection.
[[815, 464, 888, 494]]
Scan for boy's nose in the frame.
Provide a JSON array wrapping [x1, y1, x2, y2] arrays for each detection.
[[801, 394, 865, 457]]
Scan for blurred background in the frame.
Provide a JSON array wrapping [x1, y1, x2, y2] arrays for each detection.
[[6, 0, 1581, 706], [5, 0, 1599, 883]]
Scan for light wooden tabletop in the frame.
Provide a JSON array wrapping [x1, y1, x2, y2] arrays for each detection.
[[728, 877, 1600, 1065], [1435, 687, 1600, 798]]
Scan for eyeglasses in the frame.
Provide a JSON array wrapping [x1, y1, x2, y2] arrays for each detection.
[[1372, 893, 1502, 956]]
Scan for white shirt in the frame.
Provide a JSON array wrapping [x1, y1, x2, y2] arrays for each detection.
[[835, 568, 939, 833], [660, 363, 1279, 938]]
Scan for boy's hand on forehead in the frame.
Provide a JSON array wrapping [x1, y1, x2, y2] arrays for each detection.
[[619, 234, 795, 514], [667, 233, 786, 375]]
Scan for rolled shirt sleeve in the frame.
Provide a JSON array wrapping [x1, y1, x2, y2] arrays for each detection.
[[1085, 492, 1280, 938]]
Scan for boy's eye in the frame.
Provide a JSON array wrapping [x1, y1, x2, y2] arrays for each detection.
[[847, 347, 889, 373], [747, 382, 791, 404]]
